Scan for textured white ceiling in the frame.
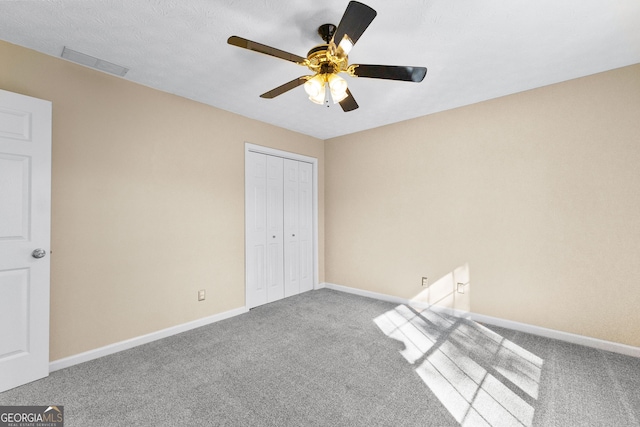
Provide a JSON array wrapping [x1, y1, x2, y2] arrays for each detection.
[[1, 0, 639, 139]]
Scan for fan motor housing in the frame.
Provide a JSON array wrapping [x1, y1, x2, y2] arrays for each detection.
[[306, 44, 347, 74]]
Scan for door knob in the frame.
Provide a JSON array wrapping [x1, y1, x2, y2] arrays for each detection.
[[32, 248, 46, 259]]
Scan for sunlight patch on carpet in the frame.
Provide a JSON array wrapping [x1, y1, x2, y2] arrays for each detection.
[[374, 305, 543, 426]]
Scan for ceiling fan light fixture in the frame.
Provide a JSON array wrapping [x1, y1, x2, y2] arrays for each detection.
[[305, 74, 329, 104], [337, 36, 354, 56], [304, 74, 325, 97], [308, 89, 326, 105], [328, 74, 348, 103]]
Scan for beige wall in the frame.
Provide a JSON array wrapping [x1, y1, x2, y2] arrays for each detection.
[[2, 38, 639, 359], [0, 40, 325, 360], [325, 64, 640, 347]]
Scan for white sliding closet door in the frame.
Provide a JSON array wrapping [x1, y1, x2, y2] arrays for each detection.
[[246, 152, 284, 307], [298, 160, 313, 294], [283, 159, 300, 297], [246, 152, 268, 308], [246, 149, 314, 309], [265, 155, 284, 303], [284, 159, 313, 297]]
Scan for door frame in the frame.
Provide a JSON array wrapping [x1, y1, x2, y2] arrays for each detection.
[[244, 143, 319, 307]]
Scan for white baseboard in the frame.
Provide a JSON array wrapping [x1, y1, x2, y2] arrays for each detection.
[[469, 312, 640, 358], [49, 306, 249, 372], [321, 282, 640, 358], [321, 282, 469, 317]]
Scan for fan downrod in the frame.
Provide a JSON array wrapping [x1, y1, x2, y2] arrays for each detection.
[[317, 24, 336, 43]]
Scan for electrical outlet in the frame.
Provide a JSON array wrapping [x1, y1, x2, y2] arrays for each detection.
[[422, 277, 428, 287], [198, 289, 206, 301]]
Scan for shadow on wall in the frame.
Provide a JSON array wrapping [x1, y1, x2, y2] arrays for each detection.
[[374, 265, 543, 426]]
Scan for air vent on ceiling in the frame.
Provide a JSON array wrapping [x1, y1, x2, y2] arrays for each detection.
[[61, 46, 129, 77]]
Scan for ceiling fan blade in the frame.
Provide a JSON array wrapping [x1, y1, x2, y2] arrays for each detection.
[[330, 1, 377, 56], [352, 64, 427, 82], [228, 36, 306, 64], [260, 76, 309, 99], [339, 88, 359, 112]]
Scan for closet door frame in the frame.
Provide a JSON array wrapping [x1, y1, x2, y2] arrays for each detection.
[[244, 143, 319, 308]]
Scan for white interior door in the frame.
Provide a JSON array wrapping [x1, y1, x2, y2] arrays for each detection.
[[0, 89, 52, 392]]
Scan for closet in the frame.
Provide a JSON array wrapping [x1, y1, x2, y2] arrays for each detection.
[[245, 150, 314, 308]]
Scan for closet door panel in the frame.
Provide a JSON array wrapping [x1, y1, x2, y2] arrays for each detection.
[[245, 152, 267, 308], [266, 155, 284, 303], [298, 161, 313, 293], [284, 159, 300, 297]]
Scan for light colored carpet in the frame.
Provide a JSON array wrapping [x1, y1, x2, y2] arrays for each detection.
[[1, 289, 638, 426]]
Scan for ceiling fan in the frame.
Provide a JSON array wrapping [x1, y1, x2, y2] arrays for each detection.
[[227, 1, 427, 112]]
